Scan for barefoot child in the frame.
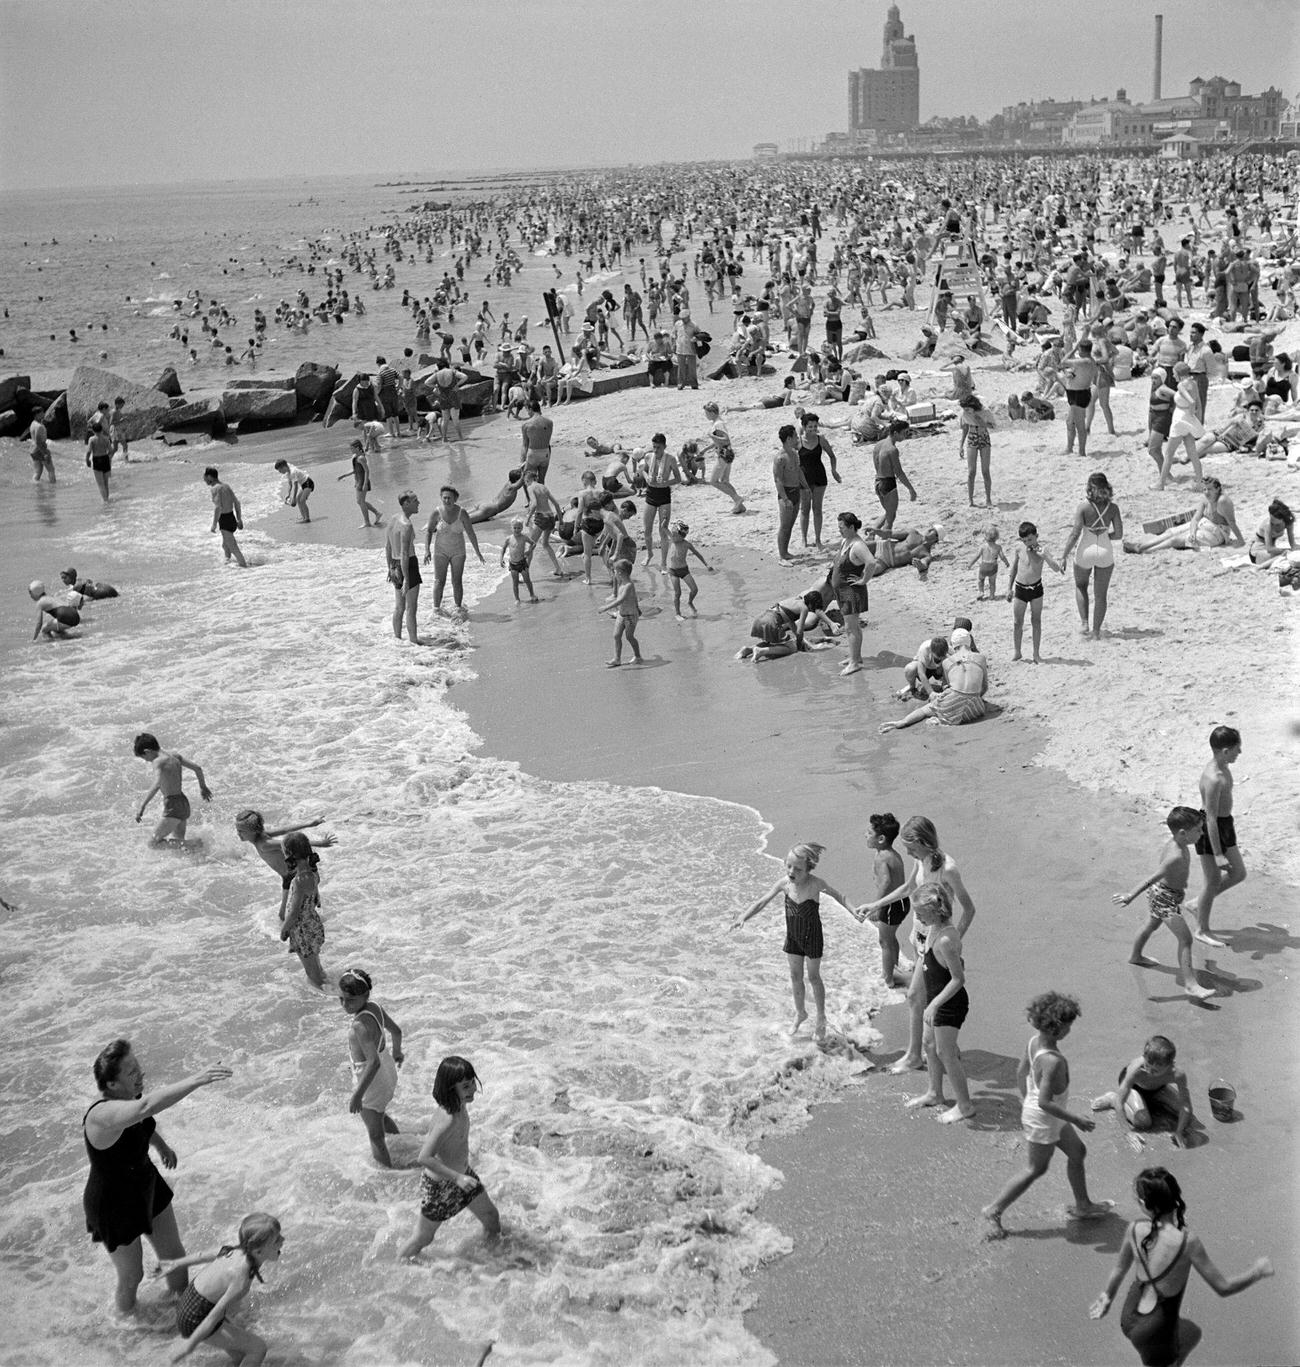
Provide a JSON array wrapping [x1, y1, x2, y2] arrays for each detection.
[[966, 527, 1008, 599], [399, 1057, 501, 1258], [1112, 806, 1214, 1000], [1090, 1167, 1273, 1364], [1090, 1035, 1195, 1146], [861, 812, 909, 984], [338, 968, 404, 1166], [1006, 520, 1064, 663], [501, 518, 539, 604], [161, 1212, 284, 1364], [1193, 725, 1245, 947], [731, 842, 853, 1042], [665, 520, 712, 618], [982, 991, 1112, 1238], [598, 559, 643, 667], [234, 810, 336, 920], [134, 733, 212, 845], [897, 635, 948, 700], [907, 883, 975, 1124], [280, 832, 325, 989]]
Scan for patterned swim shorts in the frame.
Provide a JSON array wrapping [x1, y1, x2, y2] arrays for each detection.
[[418, 1167, 481, 1223], [1146, 882, 1184, 921]]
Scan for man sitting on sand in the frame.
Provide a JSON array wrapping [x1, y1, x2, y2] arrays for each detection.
[[880, 629, 988, 732]]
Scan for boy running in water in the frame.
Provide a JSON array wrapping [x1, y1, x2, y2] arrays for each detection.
[[133, 733, 211, 844]]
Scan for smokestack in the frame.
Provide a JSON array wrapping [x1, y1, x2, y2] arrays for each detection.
[[1153, 13, 1163, 101]]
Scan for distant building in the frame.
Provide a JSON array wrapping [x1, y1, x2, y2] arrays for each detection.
[[1160, 133, 1202, 161], [1062, 77, 1282, 148], [847, 4, 919, 135], [1062, 91, 1155, 146], [752, 143, 780, 160]]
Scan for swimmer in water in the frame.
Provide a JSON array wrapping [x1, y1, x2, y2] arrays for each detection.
[[133, 733, 211, 845], [29, 580, 81, 640], [158, 1212, 284, 1364], [234, 810, 336, 920], [338, 968, 404, 1167]]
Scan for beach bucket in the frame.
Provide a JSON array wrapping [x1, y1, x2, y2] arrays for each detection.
[[1208, 1082, 1236, 1122]]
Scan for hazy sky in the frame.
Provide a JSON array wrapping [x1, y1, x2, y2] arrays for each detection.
[[2, 0, 1297, 190]]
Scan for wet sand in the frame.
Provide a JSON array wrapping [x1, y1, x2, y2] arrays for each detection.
[[453, 536, 1298, 1366]]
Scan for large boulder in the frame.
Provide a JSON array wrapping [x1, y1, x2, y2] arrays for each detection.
[[40, 392, 69, 439], [65, 366, 173, 442], [223, 387, 296, 431], [154, 366, 183, 398], [0, 374, 32, 409], [158, 394, 228, 438], [324, 372, 364, 428], [294, 361, 339, 415], [224, 375, 295, 391]]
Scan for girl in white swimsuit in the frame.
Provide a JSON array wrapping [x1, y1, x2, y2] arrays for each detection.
[[1062, 473, 1122, 640]]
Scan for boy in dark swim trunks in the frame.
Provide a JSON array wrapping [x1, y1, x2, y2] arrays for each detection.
[[1112, 806, 1214, 999], [1090, 1034, 1196, 1146], [1005, 521, 1064, 663], [861, 813, 909, 984], [133, 733, 212, 845], [664, 520, 712, 619], [1193, 725, 1245, 948]]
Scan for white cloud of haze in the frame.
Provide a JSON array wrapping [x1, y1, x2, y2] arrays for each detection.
[[1, 0, 1296, 190]]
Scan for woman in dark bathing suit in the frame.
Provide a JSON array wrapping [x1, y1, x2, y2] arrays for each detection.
[[796, 410, 841, 547]]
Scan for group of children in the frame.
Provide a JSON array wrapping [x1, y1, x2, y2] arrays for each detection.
[[966, 521, 1066, 662]]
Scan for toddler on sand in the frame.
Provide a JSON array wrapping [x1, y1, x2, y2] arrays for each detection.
[[967, 527, 1008, 599]]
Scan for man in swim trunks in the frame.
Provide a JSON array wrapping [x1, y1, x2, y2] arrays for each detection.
[[133, 732, 212, 844], [204, 467, 248, 568], [1062, 340, 1098, 459], [85, 417, 114, 504], [1193, 725, 1245, 947], [641, 433, 682, 570], [385, 491, 422, 643], [772, 424, 809, 563], [519, 399, 554, 480]]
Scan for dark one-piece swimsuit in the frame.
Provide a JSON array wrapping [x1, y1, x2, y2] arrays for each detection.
[[82, 1100, 173, 1253], [783, 893, 824, 959]]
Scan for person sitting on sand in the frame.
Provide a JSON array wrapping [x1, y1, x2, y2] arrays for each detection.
[[1124, 477, 1244, 554], [731, 842, 854, 1043], [738, 590, 840, 662], [1090, 1034, 1195, 1146], [982, 991, 1112, 1239], [133, 732, 211, 845], [880, 629, 987, 732], [29, 581, 81, 640], [898, 635, 949, 700], [1248, 498, 1296, 564]]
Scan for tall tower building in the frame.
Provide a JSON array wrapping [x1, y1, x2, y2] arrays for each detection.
[[848, 5, 920, 135]]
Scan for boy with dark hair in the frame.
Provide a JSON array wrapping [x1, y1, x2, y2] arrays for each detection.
[[1194, 726, 1244, 947], [133, 733, 212, 845]]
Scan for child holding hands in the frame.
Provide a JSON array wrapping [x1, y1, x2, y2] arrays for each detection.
[[1006, 520, 1064, 662]]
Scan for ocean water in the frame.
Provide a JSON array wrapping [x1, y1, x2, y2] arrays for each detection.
[[0, 173, 592, 387], [0, 410, 889, 1360]]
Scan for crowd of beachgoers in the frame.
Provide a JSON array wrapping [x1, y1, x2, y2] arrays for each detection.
[[16, 149, 1298, 1367]]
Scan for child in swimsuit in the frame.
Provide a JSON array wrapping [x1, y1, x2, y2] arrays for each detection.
[[665, 520, 712, 619], [500, 518, 539, 605], [1089, 1035, 1195, 1146], [1006, 520, 1064, 663], [280, 831, 326, 989], [340, 967, 404, 1167], [1091, 1167, 1273, 1364], [862, 812, 909, 984], [399, 1056, 500, 1259], [234, 809, 335, 921], [1112, 806, 1214, 999], [731, 841, 853, 1043], [598, 558, 642, 668], [966, 527, 1008, 600], [162, 1212, 284, 1363], [982, 991, 1112, 1239]]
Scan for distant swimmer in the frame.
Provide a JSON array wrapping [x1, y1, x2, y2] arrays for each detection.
[[133, 732, 212, 845], [60, 567, 118, 599], [203, 467, 248, 568], [29, 581, 81, 640]]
